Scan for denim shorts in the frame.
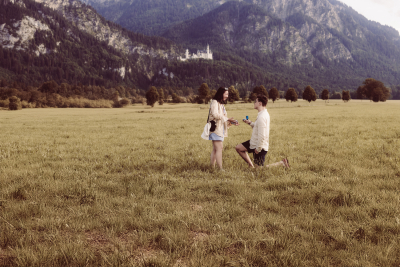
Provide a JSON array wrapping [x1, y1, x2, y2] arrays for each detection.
[[209, 133, 224, 141], [209, 127, 225, 141], [242, 140, 268, 166]]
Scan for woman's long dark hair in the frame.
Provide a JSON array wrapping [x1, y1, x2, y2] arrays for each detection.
[[213, 87, 228, 104]]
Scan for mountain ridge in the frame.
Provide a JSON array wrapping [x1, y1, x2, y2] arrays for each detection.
[[81, 0, 400, 90], [1, 0, 400, 97], [0, 0, 284, 93], [0, 0, 179, 87], [161, 0, 400, 87], [82, 0, 400, 40]]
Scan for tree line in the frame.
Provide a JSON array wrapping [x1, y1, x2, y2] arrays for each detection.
[[0, 77, 394, 110], [0, 80, 135, 109], [144, 78, 393, 107]]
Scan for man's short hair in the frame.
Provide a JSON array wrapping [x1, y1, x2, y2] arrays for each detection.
[[257, 94, 268, 106]]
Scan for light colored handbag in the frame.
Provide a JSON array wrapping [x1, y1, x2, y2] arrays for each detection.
[[201, 102, 213, 140], [201, 122, 211, 140]]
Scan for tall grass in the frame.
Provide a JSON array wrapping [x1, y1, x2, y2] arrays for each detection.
[[1, 100, 400, 266]]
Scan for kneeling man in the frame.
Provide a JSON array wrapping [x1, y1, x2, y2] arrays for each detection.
[[235, 94, 289, 168]]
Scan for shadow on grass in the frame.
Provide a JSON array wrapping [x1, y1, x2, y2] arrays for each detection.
[[142, 160, 213, 174]]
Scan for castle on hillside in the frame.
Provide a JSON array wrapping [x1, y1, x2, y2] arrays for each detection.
[[179, 44, 213, 61]]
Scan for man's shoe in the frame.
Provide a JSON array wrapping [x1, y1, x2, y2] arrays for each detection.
[[283, 158, 290, 168]]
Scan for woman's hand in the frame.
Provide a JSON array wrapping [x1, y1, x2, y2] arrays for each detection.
[[228, 117, 239, 126]]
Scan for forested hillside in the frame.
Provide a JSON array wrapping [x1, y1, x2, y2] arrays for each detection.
[[1, 0, 399, 102], [162, 1, 400, 93], [0, 0, 327, 96], [83, 0, 400, 93], [0, 0, 297, 93], [0, 0, 177, 88], [0, 0, 285, 99]]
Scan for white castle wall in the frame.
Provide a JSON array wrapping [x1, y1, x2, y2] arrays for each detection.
[[179, 45, 213, 61]]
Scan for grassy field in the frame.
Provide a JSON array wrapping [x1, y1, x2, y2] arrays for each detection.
[[1, 99, 400, 266]]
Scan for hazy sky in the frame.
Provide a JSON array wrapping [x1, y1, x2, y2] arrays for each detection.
[[341, 0, 400, 34]]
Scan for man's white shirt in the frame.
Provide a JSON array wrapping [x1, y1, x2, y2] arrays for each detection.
[[249, 109, 270, 152]]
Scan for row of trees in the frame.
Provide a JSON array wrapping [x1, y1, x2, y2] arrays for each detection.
[[245, 78, 390, 102], [0, 80, 133, 109], [255, 78, 390, 104], [1, 77, 392, 110], [144, 83, 242, 107], [1, 95, 116, 110], [144, 78, 391, 107], [282, 78, 389, 104]]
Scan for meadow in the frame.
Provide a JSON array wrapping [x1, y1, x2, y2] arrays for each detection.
[[1, 99, 400, 266]]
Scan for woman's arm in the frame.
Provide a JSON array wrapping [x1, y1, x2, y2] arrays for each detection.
[[210, 100, 228, 122]]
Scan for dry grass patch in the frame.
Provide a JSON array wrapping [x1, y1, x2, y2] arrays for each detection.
[[1, 101, 400, 266], [0, 248, 15, 266], [133, 247, 163, 261], [85, 231, 114, 254], [190, 204, 203, 212], [173, 258, 188, 267], [190, 231, 209, 242], [85, 230, 167, 265]]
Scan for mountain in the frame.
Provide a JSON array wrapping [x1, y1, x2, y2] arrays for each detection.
[[0, 0, 182, 87], [2, 0, 400, 97], [81, 0, 400, 92], [81, 0, 400, 46], [0, 0, 295, 93], [164, 2, 317, 65], [80, 0, 222, 36], [161, 0, 400, 91], [251, 0, 400, 66], [31, 0, 179, 56]]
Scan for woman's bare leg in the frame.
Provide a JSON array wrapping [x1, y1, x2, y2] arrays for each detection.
[[211, 141, 223, 169], [210, 143, 216, 167]]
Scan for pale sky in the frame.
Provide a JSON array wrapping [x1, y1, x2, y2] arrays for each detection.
[[340, 0, 400, 34]]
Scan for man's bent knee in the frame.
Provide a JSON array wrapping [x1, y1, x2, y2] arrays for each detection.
[[235, 144, 245, 153]]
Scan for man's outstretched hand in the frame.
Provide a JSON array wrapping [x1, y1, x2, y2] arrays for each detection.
[[243, 119, 252, 125]]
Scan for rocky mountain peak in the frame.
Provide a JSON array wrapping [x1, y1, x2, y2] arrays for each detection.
[[31, 0, 180, 59], [251, 0, 343, 30]]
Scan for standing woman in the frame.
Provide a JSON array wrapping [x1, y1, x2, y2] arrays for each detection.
[[208, 87, 238, 169]]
